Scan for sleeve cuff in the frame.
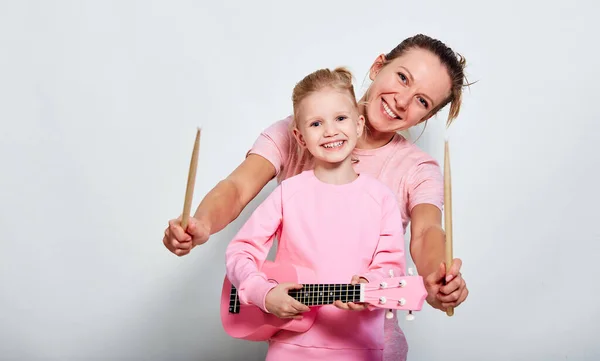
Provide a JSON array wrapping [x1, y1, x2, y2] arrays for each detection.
[[239, 275, 278, 313]]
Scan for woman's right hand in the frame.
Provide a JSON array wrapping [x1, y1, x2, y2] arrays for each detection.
[[163, 215, 211, 256], [163, 154, 276, 257]]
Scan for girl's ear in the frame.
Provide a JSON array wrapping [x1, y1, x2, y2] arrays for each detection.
[[356, 115, 365, 137], [292, 127, 306, 147], [369, 54, 387, 81]]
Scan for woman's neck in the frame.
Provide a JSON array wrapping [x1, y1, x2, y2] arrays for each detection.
[[313, 157, 358, 185]]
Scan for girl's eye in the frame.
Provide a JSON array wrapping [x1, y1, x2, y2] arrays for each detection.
[[336, 116, 347, 121], [310, 121, 320, 127], [418, 97, 429, 108], [398, 73, 407, 84]]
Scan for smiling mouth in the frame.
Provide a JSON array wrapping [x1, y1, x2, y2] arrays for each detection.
[[382, 100, 401, 120], [321, 140, 345, 149]]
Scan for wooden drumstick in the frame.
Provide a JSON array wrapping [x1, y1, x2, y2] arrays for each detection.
[[444, 138, 454, 317], [181, 128, 201, 230]]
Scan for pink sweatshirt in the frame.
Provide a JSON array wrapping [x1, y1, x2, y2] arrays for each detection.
[[225, 170, 405, 359], [245, 116, 445, 360]]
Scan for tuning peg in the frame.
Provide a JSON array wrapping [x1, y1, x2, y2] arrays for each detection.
[[408, 268, 415, 276], [386, 273, 395, 320], [405, 311, 415, 321]]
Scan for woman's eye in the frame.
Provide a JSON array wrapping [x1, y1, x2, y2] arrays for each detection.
[[398, 73, 407, 84]]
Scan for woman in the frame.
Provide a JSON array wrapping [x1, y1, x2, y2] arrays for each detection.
[[163, 34, 470, 360]]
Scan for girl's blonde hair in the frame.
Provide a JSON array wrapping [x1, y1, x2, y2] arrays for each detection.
[[291, 67, 358, 128], [283, 67, 359, 179]]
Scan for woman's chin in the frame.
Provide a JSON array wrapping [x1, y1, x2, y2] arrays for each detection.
[[368, 118, 400, 134]]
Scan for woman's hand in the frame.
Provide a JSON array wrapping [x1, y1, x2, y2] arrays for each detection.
[[423, 258, 469, 311], [163, 215, 211, 256]]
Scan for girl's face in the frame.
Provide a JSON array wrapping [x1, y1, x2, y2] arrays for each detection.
[[362, 47, 453, 133], [293, 87, 364, 166]]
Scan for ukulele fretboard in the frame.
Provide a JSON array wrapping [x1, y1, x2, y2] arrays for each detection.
[[288, 284, 361, 306], [228, 283, 361, 314]]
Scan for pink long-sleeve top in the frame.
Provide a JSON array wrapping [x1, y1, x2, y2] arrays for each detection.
[[225, 169, 406, 355], [243, 116, 444, 360]]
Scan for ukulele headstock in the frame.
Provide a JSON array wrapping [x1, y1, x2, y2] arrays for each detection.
[[362, 269, 427, 320]]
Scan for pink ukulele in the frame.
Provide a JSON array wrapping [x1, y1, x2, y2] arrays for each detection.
[[220, 261, 428, 341]]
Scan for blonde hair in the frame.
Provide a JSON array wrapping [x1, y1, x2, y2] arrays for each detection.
[[283, 67, 359, 177], [291, 67, 358, 128]]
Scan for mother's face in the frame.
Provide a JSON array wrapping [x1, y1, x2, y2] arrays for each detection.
[[363, 47, 452, 133]]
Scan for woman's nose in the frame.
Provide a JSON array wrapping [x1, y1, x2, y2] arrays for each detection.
[[394, 92, 411, 111]]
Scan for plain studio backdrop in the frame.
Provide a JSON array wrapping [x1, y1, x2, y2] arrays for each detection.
[[1, 0, 599, 360]]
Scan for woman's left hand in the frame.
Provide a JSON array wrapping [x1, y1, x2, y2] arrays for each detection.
[[424, 258, 469, 312]]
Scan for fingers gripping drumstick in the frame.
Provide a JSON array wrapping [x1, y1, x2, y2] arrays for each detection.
[[444, 138, 454, 317], [181, 128, 201, 230]]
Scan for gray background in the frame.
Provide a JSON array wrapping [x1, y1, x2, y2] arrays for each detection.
[[1, 0, 598, 360]]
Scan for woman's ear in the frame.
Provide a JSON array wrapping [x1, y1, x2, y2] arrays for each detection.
[[292, 127, 306, 147], [369, 54, 387, 81], [356, 115, 365, 137]]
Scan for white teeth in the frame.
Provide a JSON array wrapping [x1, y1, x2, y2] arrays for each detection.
[[323, 141, 344, 149], [382, 101, 399, 119]]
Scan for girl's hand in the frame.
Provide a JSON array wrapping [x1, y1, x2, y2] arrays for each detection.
[[334, 275, 368, 311], [265, 283, 310, 319]]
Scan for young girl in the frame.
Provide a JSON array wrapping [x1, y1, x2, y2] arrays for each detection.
[[225, 67, 406, 361]]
